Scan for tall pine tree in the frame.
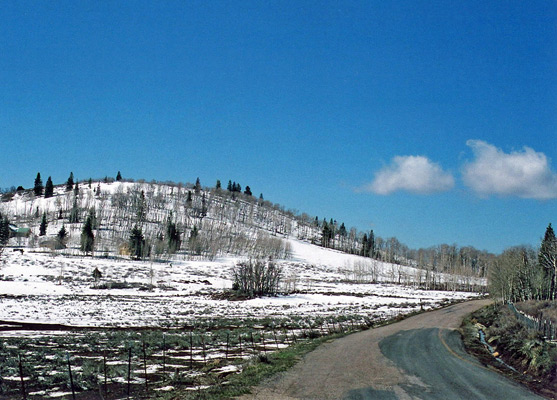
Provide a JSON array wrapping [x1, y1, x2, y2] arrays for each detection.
[[129, 224, 145, 260], [44, 176, 54, 198], [80, 215, 95, 255], [34, 172, 44, 196], [539, 223, 557, 300], [39, 212, 48, 236], [66, 172, 74, 191]]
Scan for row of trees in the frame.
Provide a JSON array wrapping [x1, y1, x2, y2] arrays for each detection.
[[31, 172, 123, 199], [489, 223, 556, 302], [7, 174, 490, 280]]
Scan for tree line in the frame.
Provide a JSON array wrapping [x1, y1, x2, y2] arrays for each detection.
[[1, 172, 493, 281], [489, 223, 556, 302]]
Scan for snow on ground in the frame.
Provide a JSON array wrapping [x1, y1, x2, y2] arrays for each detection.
[[0, 238, 481, 328]]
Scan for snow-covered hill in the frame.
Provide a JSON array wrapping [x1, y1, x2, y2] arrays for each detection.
[[0, 180, 484, 328]]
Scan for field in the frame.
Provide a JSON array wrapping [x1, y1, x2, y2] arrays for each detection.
[[0, 237, 482, 398]]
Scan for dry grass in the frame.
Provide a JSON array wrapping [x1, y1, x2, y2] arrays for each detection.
[[516, 300, 557, 324]]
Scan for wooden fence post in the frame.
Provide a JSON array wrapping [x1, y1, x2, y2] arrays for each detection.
[[18, 354, 26, 400], [66, 353, 76, 400]]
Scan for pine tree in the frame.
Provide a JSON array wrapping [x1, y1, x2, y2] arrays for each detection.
[[57, 224, 68, 247], [66, 172, 74, 191], [34, 172, 44, 196], [244, 186, 252, 196], [73, 180, 79, 195], [216, 180, 221, 190], [361, 234, 368, 257], [186, 190, 193, 204], [44, 176, 54, 198], [321, 220, 331, 248], [539, 223, 557, 300], [129, 224, 145, 260], [39, 212, 48, 236], [368, 230, 376, 259], [195, 177, 201, 194], [80, 216, 95, 255], [227, 180, 233, 192], [166, 215, 181, 254], [0, 214, 10, 245], [116, 171, 122, 181], [259, 193, 264, 200]]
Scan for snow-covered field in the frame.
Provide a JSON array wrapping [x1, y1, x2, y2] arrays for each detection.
[[0, 238, 481, 329]]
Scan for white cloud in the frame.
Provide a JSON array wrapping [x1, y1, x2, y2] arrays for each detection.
[[365, 155, 454, 195], [463, 140, 557, 199]]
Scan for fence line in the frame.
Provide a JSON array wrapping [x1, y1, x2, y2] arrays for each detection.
[[507, 302, 557, 341]]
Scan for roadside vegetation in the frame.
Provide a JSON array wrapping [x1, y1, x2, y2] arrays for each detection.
[[462, 304, 557, 399], [461, 223, 557, 398]]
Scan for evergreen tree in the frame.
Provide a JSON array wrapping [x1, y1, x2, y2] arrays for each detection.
[[244, 186, 252, 196], [321, 220, 331, 248], [166, 215, 181, 254], [116, 171, 122, 181], [216, 180, 221, 190], [0, 214, 10, 245], [39, 212, 48, 236], [186, 190, 193, 204], [129, 224, 145, 260], [227, 180, 233, 192], [56, 224, 68, 247], [44, 176, 54, 198], [259, 193, 264, 200], [361, 234, 368, 257], [34, 172, 44, 196], [339, 223, 347, 237], [66, 172, 74, 191], [88, 178, 92, 188], [80, 215, 95, 255], [201, 193, 207, 217], [73, 180, 79, 195], [539, 223, 557, 300], [368, 230, 376, 258], [195, 177, 201, 194]]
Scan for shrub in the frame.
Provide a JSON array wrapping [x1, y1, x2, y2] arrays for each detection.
[[232, 259, 282, 298]]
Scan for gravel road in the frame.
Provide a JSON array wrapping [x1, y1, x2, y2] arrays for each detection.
[[238, 299, 544, 399]]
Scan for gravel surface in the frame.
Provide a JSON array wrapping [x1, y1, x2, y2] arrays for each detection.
[[237, 299, 543, 399]]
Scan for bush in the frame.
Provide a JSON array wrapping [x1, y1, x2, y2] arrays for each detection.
[[232, 259, 282, 298]]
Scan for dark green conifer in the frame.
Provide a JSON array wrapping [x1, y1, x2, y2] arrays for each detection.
[[539, 223, 557, 300], [80, 215, 95, 254], [66, 172, 74, 191], [129, 224, 145, 259], [44, 176, 54, 198], [39, 212, 48, 236], [34, 173, 44, 196]]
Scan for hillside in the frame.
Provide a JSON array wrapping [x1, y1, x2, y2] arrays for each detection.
[[0, 179, 486, 399], [0, 179, 484, 328]]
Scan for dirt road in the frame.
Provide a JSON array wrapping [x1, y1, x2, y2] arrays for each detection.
[[238, 299, 544, 399]]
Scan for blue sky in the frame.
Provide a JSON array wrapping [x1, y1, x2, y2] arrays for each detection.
[[1, 1, 556, 253]]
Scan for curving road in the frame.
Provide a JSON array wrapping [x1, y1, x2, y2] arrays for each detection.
[[238, 299, 544, 400]]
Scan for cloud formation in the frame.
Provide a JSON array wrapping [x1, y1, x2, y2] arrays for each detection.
[[463, 140, 557, 199], [366, 155, 454, 195]]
